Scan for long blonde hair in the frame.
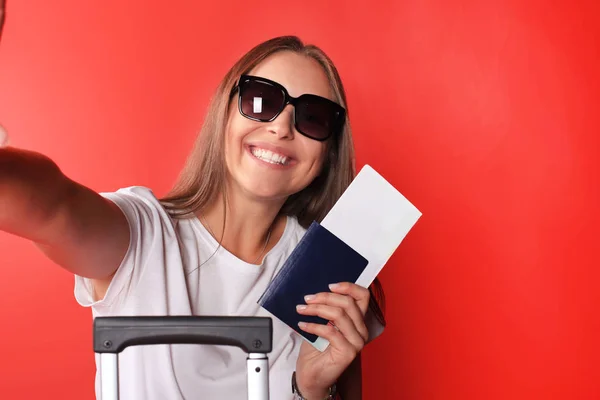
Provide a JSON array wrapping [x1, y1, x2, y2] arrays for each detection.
[[160, 35, 386, 327]]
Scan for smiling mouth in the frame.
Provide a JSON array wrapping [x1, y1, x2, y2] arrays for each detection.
[[248, 146, 292, 166]]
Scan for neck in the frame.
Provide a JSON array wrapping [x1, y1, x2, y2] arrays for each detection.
[[197, 187, 288, 265]]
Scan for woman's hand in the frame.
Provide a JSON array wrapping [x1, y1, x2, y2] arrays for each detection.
[[295, 282, 370, 399]]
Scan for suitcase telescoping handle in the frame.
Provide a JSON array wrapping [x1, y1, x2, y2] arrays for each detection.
[[93, 316, 273, 400]]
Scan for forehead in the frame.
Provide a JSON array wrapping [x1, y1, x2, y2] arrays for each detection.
[[248, 51, 335, 101]]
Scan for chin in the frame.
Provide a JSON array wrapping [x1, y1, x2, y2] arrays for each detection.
[[240, 182, 294, 202]]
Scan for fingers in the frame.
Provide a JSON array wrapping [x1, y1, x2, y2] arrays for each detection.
[[296, 282, 372, 352], [328, 282, 371, 316], [302, 291, 369, 343], [297, 303, 365, 350], [298, 320, 357, 358]]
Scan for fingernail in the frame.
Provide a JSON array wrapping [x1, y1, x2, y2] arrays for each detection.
[[298, 322, 307, 329], [296, 304, 307, 311], [329, 283, 340, 290], [304, 294, 315, 302]]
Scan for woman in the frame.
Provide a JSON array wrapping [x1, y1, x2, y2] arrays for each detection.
[[0, 36, 385, 399]]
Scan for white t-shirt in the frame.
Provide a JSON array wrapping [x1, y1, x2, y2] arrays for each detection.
[[74, 186, 384, 400]]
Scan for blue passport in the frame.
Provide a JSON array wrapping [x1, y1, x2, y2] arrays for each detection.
[[258, 221, 369, 349]]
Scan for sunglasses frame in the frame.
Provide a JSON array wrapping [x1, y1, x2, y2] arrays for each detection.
[[232, 74, 346, 141]]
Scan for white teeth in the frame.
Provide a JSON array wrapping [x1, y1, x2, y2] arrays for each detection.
[[251, 148, 288, 165]]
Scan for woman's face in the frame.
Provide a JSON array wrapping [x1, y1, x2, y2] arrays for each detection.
[[224, 51, 333, 203]]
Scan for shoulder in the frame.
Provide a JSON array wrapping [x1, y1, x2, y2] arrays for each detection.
[[100, 186, 162, 207], [276, 215, 309, 254], [284, 215, 308, 242], [99, 186, 169, 218], [99, 186, 177, 237]]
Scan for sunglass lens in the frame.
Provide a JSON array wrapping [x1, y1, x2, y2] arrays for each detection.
[[295, 95, 341, 140], [240, 80, 284, 121]]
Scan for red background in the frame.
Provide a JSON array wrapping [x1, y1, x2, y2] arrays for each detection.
[[0, 0, 599, 399]]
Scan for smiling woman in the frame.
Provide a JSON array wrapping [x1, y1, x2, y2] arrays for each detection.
[[0, 35, 385, 400]]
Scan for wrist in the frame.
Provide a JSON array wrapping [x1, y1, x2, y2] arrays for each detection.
[[292, 371, 337, 400], [298, 386, 329, 400]]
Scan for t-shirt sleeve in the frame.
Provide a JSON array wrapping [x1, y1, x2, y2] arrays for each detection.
[[73, 186, 173, 313]]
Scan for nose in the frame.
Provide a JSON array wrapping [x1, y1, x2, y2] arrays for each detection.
[[267, 105, 294, 140]]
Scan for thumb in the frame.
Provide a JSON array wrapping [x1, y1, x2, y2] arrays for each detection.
[[0, 124, 9, 147]]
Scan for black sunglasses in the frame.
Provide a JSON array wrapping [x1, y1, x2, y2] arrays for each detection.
[[232, 75, 346, 141]]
